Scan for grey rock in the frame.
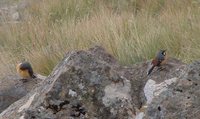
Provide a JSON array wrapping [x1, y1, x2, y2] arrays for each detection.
[[0, 0, 30, 22], [0, 75, 42, 113], [1, 46, 199, 119], [0, 46, 142, 119], [144, 60, 200, 119], [11, 11, 20, 21]]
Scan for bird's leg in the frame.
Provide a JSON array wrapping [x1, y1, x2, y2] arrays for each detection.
[[20, 78, 28, 83], [157, 66, 166, 71]]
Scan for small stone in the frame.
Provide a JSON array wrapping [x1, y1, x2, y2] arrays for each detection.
[[11, 12, 20, 21], [69, 89, 77, 97]]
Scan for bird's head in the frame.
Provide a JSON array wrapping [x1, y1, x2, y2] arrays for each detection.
[[161, 50, 167, 56], [159, 49, 167, 56]]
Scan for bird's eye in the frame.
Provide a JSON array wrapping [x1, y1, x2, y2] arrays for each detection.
[[163, 52, 166, 56]]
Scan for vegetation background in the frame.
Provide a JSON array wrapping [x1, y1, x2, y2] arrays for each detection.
[[0, 0, 199, 78]]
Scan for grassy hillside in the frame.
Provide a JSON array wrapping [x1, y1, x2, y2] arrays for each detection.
[[0, 0, 200, 77]]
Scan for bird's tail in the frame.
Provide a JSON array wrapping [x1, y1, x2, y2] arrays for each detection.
[[147, 65, 155, 75], [31, 74, 37, 78]]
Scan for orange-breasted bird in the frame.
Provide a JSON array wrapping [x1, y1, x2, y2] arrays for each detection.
[[147, 50, 167, 75], [16, 61, 36, 80]]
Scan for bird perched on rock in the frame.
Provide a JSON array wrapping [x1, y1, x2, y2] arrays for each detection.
[[16, 61, 36, 81], [147, 50, 167, 75]]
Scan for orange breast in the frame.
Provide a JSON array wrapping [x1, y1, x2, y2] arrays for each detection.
[[18, 69, 31, 79]]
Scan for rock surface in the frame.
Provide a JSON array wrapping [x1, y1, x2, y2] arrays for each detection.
[[144, 61, 200, 119], [0, 0, 29, 22], [0, 46, 199, 119], [0, 75, 42, 113], [0, 46, 145, 119]]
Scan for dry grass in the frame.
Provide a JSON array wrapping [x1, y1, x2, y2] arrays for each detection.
[[0, 0, 200, 77]]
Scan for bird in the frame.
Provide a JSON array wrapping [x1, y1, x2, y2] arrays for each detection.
[[16, 61, 36, 81], [147, 50, 167, 75]]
